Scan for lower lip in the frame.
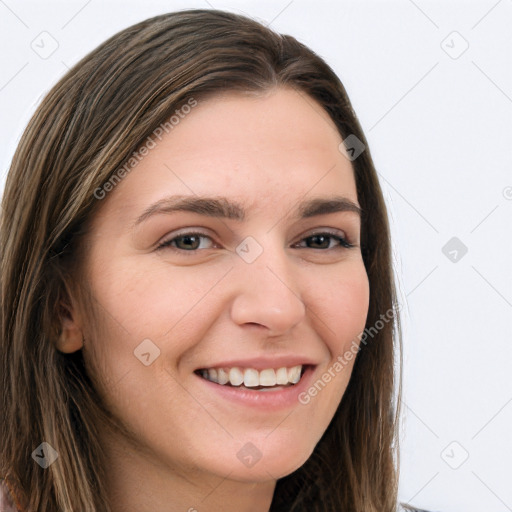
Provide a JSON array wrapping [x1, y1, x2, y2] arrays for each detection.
[[195, 365, 316, 411]]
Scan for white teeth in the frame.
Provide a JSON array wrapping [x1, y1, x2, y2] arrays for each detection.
[[244, 368, 259, 387], [208, 368, 218, 384], [228, 367, 244, 386], [288, 366, 301, 384], [217, 368, 229, 385], [259, 369, 276, 386], [276, 367, 288, 385], [199, 365, 304, 388]]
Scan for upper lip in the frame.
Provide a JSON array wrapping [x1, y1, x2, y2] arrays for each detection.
[[196, 355, 318, 371]]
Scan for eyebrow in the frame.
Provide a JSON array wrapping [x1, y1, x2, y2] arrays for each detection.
[[133, 194, 362, 227]]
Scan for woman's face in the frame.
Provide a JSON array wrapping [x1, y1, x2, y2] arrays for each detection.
[[77, 87, 369, 483]]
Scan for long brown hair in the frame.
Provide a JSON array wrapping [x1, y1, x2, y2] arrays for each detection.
[[1, 9, 401, 511]]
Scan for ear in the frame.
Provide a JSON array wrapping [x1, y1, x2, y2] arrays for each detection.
[[55, 296, 84, 354]]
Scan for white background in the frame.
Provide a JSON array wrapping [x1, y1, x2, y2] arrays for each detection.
[[1, 1, 511, 511]]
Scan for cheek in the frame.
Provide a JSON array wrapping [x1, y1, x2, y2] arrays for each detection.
[[81, 257, 225, 400], [87, 256, 219, 339], [309, 260, 370, 353], [296, 261, 369, 428]]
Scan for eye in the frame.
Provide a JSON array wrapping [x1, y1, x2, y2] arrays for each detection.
[[155, 229, 354, 254], [293, 231, 353, 250], [156, 231, 216, 252]]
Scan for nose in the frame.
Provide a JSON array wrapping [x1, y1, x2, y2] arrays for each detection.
[[229, 240, 306, 336]]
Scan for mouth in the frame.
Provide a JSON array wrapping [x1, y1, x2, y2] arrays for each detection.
[[194, 364, 309, 392]]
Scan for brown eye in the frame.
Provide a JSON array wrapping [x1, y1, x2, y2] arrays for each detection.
[[157, 232, 215, 252], [295, 232, 353, 250]]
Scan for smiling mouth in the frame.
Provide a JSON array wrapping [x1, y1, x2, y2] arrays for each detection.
[[195, 365, 308, 390]]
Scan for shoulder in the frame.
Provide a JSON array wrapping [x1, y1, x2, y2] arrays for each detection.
[[0, 478, 21, 512]]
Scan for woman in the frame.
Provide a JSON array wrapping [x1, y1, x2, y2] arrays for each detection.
[[1, 9, 413, 512]]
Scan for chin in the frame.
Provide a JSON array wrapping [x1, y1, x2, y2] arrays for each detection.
[[222, 440, 315, 483]]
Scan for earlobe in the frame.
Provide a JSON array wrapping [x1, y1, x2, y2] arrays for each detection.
[[55, 301, 84, 353]]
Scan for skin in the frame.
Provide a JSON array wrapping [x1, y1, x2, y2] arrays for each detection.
[[58, 87, 370, 512]]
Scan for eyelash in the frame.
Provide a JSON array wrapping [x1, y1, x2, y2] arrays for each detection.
[[156, 230, 354, 253]]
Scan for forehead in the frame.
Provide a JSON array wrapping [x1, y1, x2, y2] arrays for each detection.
[[92, 87, 358, 227]]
